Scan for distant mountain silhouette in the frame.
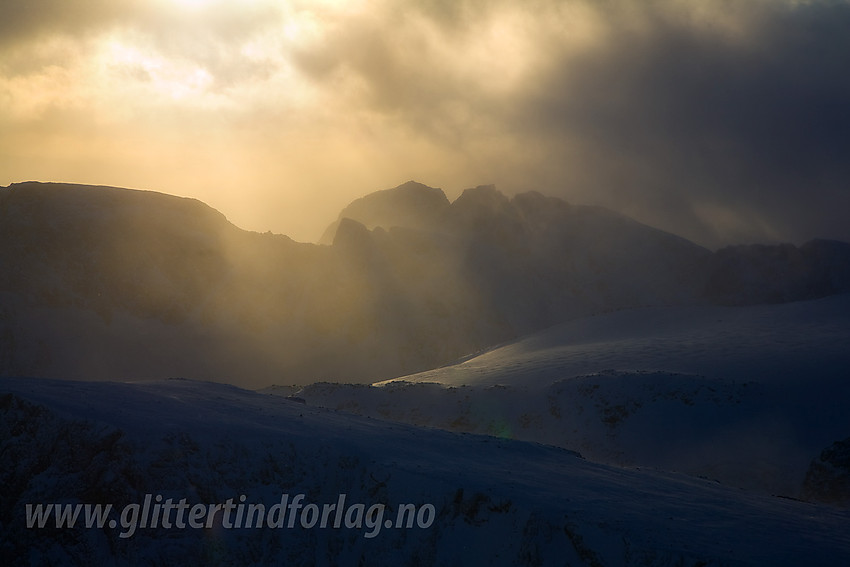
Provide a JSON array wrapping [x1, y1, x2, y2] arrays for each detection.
[[319, 181, 450, 245], [706, 240, 850, 305], [1, 180, 848, 386]]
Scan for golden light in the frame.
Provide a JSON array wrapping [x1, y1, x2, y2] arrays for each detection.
[[162, 0, 278, 11], [96, 37, 217, 109], [166, 0, 215, 9]]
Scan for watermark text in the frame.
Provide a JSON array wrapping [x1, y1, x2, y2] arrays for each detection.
[[26, 493, 435, 539]]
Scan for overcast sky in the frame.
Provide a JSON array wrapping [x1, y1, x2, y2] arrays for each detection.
[[2, 0, 849, 247]]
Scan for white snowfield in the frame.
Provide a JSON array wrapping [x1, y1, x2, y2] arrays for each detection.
[[293, 294, 850, 500], [2, 376, 850, 566]]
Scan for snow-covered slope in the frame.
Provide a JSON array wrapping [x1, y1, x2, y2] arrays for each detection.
[[291, 294, 850, 501], [378, 292, 850, 388], [3, 377, 850, 565]]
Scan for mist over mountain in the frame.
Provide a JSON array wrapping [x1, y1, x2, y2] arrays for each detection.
[[4, 179, 850, 562], [2, 180, 848, 387], [319, 181, 450, 245], [707, 240, 850, 305]]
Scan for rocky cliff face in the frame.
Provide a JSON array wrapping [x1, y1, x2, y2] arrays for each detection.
[[802, 437, 850, 507]]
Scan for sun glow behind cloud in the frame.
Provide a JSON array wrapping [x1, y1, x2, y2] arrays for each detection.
[[0, 0, 554, 240], [100, 36, 216, 106], [1, 0, 849, 246]]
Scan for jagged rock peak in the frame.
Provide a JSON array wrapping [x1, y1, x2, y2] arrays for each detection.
[[332, 217, 372, 249], [445, 185, 518, 230], [340, 181, 450, 225], [451, 184, 508, 209], [319, 181, 450, 244], [394, 180, 445, 194]]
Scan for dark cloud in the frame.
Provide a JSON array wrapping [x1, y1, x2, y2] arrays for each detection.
[[0, 0, 143, 47], [515, 0, 850, 246], [288, 4, 495, 143], [287, 0, 850, 247], [523, 0, 850, 246]]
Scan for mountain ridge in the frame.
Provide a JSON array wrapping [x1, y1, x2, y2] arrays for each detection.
[[2, 179, 848, 386]]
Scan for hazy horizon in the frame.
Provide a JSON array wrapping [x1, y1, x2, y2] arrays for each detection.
[[2, 0, 849, 247]]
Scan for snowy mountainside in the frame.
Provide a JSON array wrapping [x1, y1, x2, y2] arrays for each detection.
[[3, 377, 850, 565], [289, 294, 850, 502]]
